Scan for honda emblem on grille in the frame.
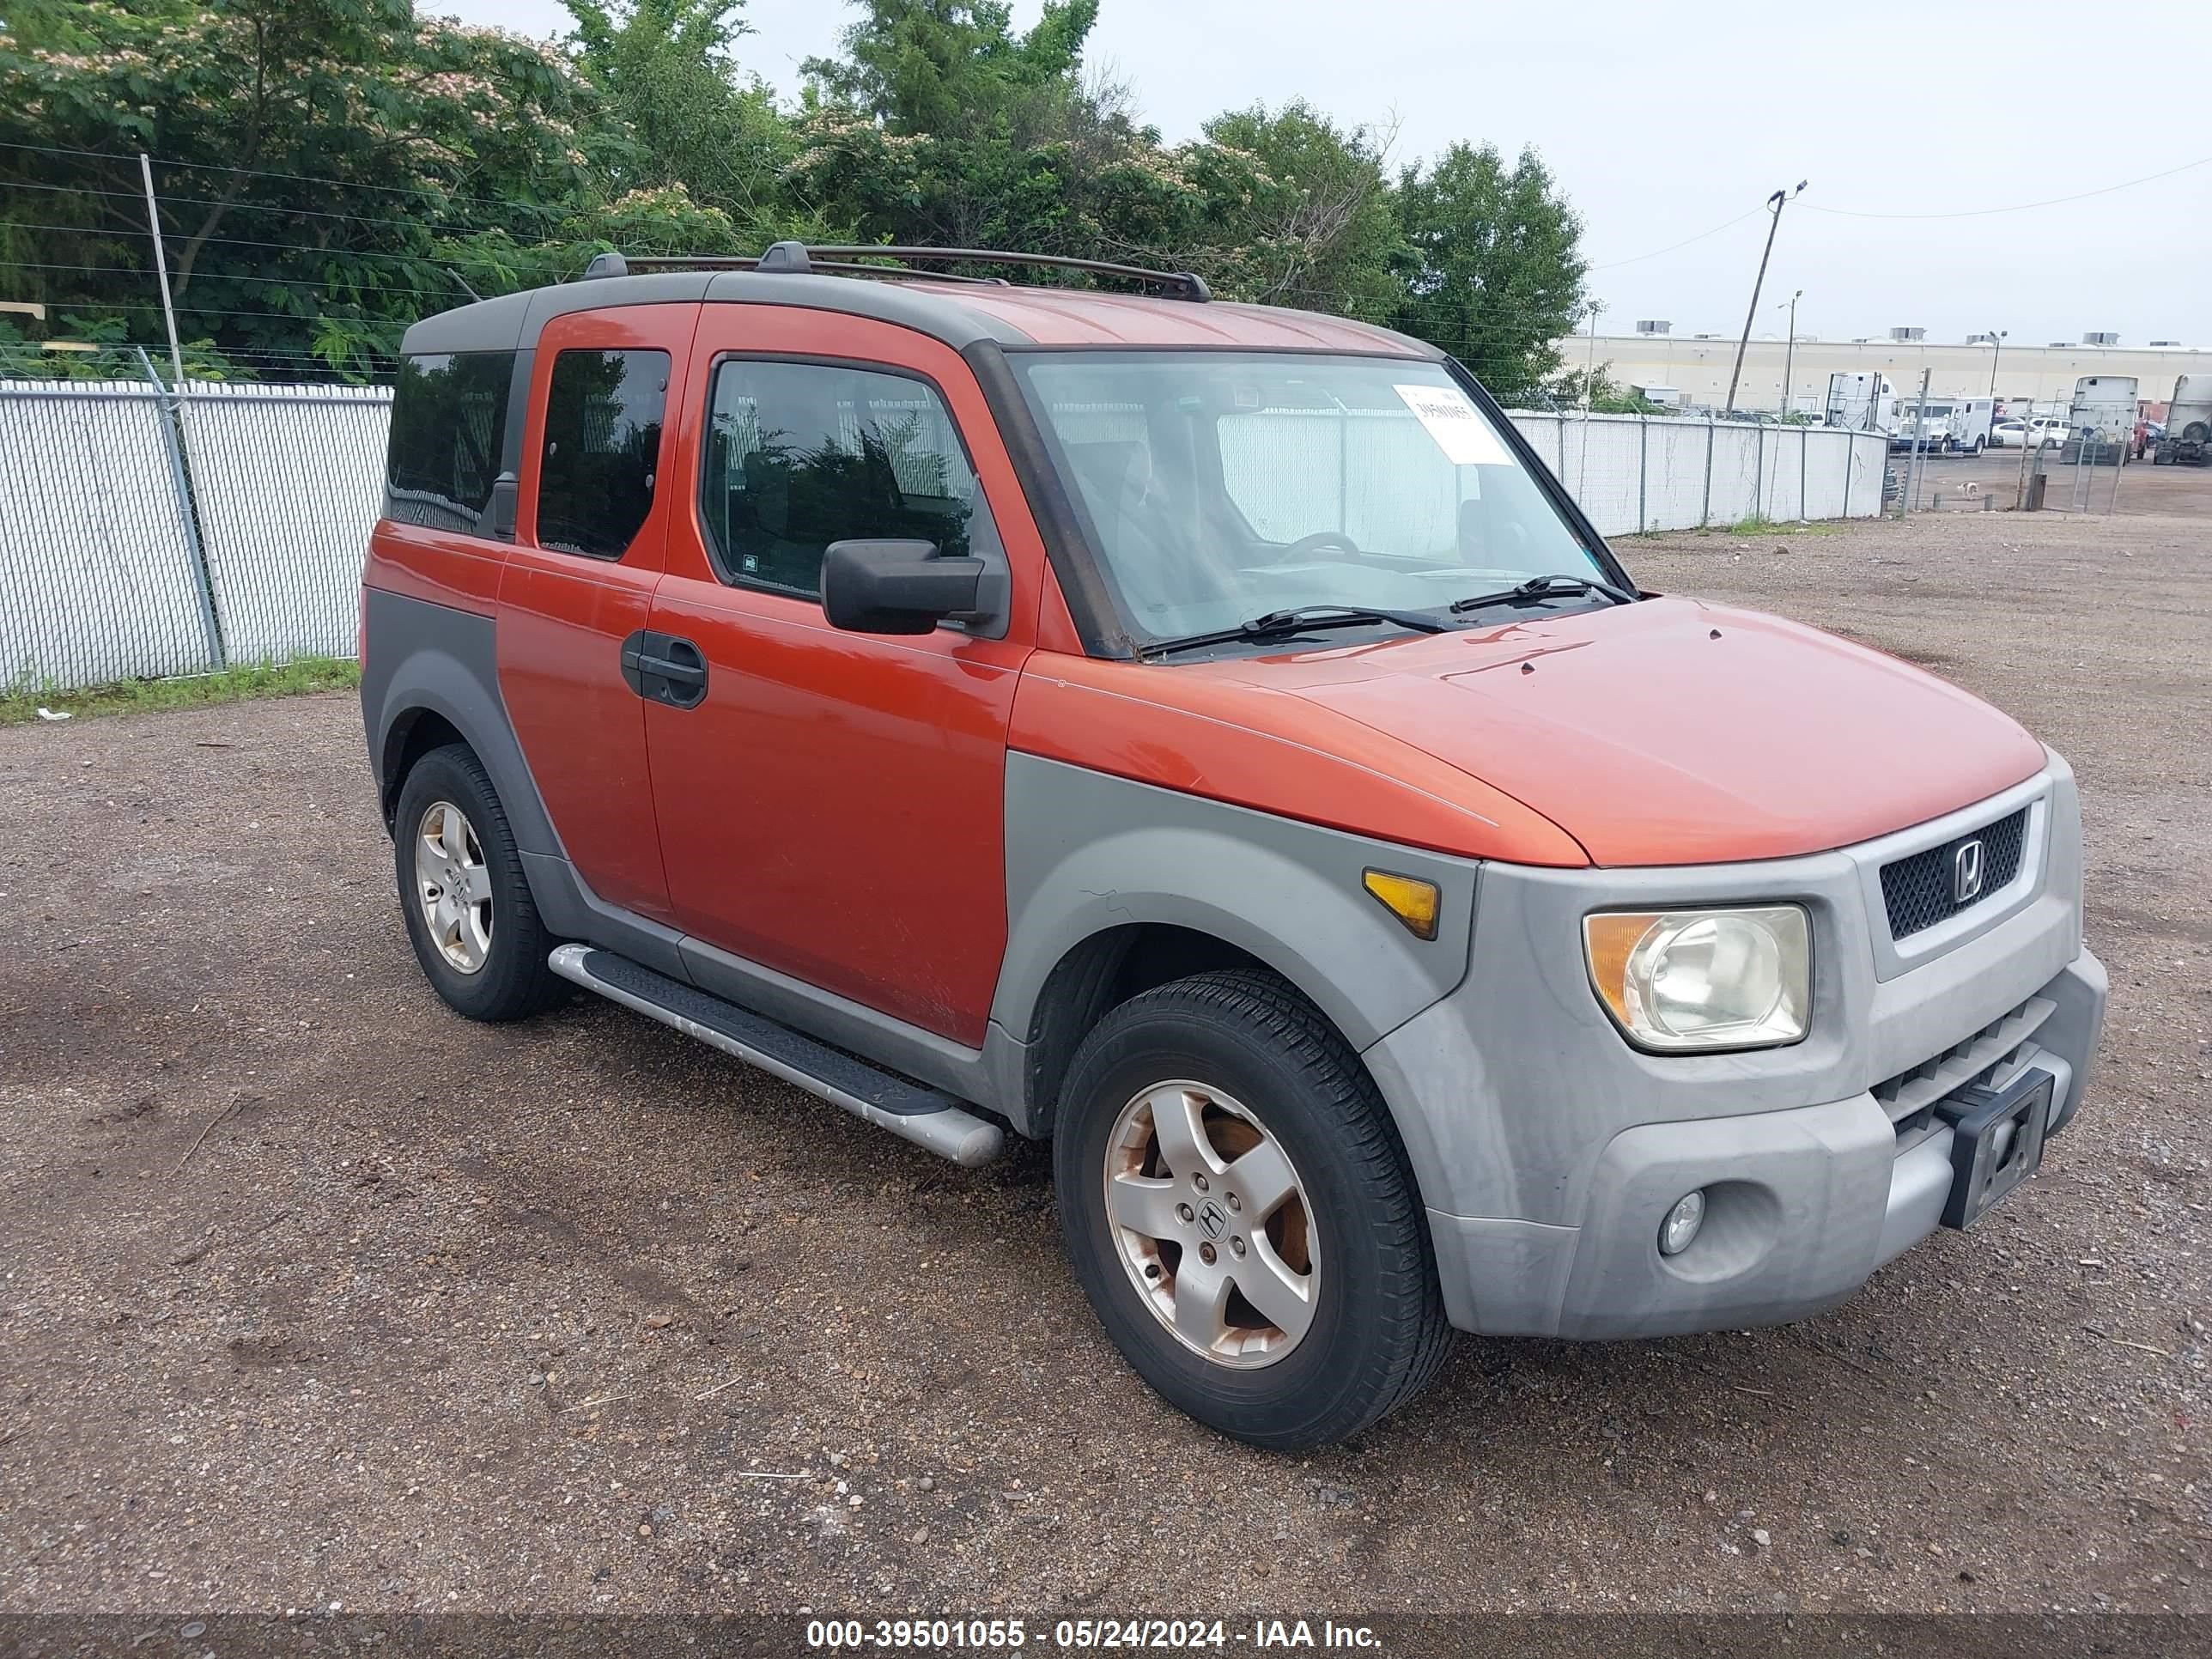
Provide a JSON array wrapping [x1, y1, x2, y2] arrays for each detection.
[[1953, 838, 1985, 903]]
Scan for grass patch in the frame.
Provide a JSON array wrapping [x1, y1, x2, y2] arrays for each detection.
[[0, 655, 360, 726], [1723, 514, 1843, 538]]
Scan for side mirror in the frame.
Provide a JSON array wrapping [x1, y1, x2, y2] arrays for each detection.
[[821, 539, 985, 635], [482, 472, 520, 543]]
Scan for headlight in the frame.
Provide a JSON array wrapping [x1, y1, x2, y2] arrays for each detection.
[[1583, 906, 1811, 1052]]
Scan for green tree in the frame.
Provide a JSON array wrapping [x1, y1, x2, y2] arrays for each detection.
[[559, 0, 820, 244], [1176, 101, 1402, 318], [1, 0, 599, 374], [792, 0, 1192, 260], [1394, 142, 1585, 407]]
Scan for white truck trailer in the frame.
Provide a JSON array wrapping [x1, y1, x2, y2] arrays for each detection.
[[1825, 371, 1896, 434], [2063, 374, 2137, 464], [2154, 374, 2211, 466]]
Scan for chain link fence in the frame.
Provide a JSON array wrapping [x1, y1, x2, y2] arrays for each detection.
[[1, 356, 389, 694], [1, 367, 1887, 696]]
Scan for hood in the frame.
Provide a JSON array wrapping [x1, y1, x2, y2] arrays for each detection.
[[1200, 596, 2047, 866]]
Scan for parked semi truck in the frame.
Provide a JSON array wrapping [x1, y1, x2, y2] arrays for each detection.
[[1826, 371, 1896, 434], [2154, 374, 2211, 466], [2062, 375, 2137, 465]]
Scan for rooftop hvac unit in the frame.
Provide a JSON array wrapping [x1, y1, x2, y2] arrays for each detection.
[[2149, 339, 2181, 346], [1966, 332, 1999, 344], [1889, 326, 1925, 341], [1634, 319, 1671, 335], [2082, 331, 2119, 345]]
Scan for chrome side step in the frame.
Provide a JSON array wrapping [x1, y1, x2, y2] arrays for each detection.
[[548, 944, 1005, 1167]]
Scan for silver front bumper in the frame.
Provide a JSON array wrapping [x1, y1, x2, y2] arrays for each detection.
[[1363, 751, 2106, 1340]]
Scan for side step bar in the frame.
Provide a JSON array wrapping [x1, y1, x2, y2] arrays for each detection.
[[548, 944, 1005, 1167]]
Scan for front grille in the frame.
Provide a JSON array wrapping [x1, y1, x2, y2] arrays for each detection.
[[1879, 806, 2027, 939], [1872, 994, 2053, 1127]]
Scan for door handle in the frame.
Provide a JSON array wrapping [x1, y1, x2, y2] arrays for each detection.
[[619, 632, 709, 708]]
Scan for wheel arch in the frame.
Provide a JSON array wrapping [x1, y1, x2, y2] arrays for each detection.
[[360, 588, 562, 860], [996, 755, 1480, 1143]]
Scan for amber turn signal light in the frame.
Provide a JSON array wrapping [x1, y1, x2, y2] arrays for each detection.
[[1362, 870, 1440, 940]]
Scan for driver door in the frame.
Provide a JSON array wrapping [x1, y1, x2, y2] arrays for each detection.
[[642, 307, 1041, 1047]]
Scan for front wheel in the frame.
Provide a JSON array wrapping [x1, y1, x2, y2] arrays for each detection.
[[1054, 971, 1452, 1449]]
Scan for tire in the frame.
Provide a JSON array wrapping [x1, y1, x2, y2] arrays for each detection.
[[1053, 969, 1451, 1449], [392, 743, 562, 1022]]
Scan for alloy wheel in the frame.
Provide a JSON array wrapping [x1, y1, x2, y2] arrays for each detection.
[[414, 799, 493, 974], [1102, 1080, 1318, 1368]]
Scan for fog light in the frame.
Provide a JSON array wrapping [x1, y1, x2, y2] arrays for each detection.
[[1658, 1189, 1707, 1257]]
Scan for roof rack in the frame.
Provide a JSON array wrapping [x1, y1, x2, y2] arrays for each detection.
[[580, 240, 1212, 302]]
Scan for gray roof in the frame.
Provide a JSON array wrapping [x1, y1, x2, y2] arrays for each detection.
[[398, 270, 1038, 357]]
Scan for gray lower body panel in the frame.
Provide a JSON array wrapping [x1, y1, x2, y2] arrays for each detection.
[[1415, 949, 2106, 1340]]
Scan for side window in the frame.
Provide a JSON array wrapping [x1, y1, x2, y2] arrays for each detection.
[[700, 358, 992, 597], [536, 348, 669, 560], [385, 351, 515, 533]]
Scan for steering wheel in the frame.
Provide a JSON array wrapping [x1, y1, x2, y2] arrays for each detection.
[[1265, 531, 1366, 566]]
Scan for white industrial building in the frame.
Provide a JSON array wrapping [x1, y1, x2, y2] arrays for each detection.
[[1566, 325, 2203, 416]]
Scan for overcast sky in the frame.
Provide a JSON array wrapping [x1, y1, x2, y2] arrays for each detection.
[[434, 0, 2212, 346]]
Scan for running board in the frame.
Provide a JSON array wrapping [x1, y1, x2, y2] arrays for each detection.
[[547, 944, 1005, 1168]]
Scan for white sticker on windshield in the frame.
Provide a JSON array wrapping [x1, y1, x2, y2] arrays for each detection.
[[1394, 383, 1510, 466]]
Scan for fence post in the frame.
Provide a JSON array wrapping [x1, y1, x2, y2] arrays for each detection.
[[1702, 421, 1715, 527], [136, 345, 225, 672], [1798, 425, 1808, 521], [1638, 416, 1648, 534], [1841, 433, 1851, 519], [1755, 422, 1766, 520]]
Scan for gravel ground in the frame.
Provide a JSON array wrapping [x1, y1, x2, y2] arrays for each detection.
[[1, 506, 2207, 1620], [1899, 449, 2212, 518]]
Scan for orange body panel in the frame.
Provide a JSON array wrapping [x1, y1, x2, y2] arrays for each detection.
[[1009, 649, 1590, 866], [1106, 596, 2047, 867], [365, 523, 506, 616], [643, 306, 1041, 1046], [495, 304, 699, 921]]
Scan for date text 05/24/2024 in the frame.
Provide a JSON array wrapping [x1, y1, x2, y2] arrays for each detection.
[[804, 1619, 1382, 1650]]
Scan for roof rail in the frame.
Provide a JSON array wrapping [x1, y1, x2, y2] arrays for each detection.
[[580, 241, 1212, 302]]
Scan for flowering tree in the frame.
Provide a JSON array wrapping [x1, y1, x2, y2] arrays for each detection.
[[0, 0, 600, 373]]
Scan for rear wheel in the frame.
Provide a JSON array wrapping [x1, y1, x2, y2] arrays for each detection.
[[1054, 970, 1451, 1449], [392, 744, 562, 1022]]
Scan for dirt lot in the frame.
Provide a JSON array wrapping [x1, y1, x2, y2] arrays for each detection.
[[1900, 447, 2212, 518], [2, 506, 2208, 1624]]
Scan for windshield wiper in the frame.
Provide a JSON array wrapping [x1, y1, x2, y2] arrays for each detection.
[[1448, 573, 1637, 616], [1143, 604, 1449, 658]]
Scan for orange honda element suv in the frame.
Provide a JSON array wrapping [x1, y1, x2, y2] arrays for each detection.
[[361, 243, 2106, 1448]]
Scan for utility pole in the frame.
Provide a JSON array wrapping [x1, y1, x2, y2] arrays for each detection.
[[1723, 181, 1806, 416], [1582, 300, 1605, 410], [1987, 327, 2007, 400], [1903, 366, 1932, 516], [1777, 289, 1802, 420], [138, 152, 186, 389]]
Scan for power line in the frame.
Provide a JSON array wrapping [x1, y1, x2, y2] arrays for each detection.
[[0, 139, 569, 221], [0, 258, 491, 304], [1589, 207, 1764, 270], [1, 175, 567, 240], [1803, 155, 2212, 221]]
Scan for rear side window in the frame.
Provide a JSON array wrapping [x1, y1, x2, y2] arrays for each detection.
[[700, 358, 990, 597], [385, 351, 515, 532], [535, 349, 670, 560]]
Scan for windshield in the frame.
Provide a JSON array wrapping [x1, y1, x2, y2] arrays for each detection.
[[1014, 351, 1613, 647]]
